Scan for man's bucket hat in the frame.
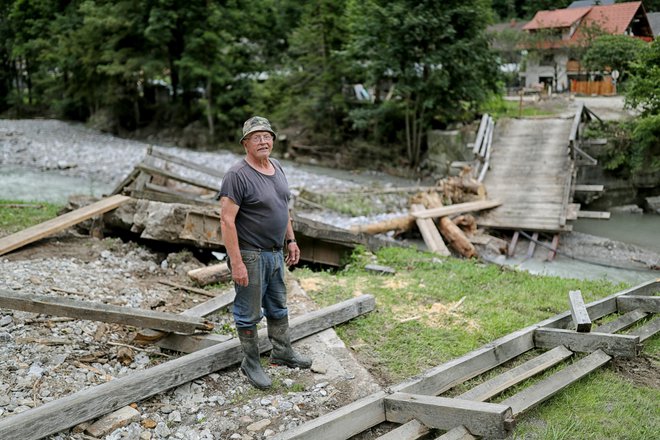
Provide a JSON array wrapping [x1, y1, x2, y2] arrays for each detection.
[[240, 116, 277, 143]]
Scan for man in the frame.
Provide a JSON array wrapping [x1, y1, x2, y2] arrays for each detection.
[[219, 116, 312, 390]]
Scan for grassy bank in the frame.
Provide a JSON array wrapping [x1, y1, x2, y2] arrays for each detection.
[[0, 200, 63, 235], [296, 246, 659, 440]]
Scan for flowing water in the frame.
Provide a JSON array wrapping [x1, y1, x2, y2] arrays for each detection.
[[0, 165, 114, 204]]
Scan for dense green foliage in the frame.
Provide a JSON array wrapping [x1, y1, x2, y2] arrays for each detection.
[[582, 35, 647, 83], [0, 0, 504, 167]]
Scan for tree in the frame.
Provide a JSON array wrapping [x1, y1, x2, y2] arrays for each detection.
[[626, 38, 660, 116], [345, 0, 499, 167], [582, 35, 647, 82], [259, 0, 350, 144]]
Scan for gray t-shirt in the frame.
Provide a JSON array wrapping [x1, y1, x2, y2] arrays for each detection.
[[219, 158, 290, 249]]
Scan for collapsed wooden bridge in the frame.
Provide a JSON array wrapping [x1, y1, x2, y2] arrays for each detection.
[[274, 279, 659, 440], [468, 105, 608, 258]]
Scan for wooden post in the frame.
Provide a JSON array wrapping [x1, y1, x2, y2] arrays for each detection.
[[438, 217, 477, 258], [569, 290, 592, 332]]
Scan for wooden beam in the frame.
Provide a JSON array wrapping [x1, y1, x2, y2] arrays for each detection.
[[0, 195, 130, 256], [577, 210, 611, 219], [147, 148, 225, 179], [157, 280, 218, 297], [375, 419, 429, 440], [569, 290, 592, 332], [507, 231, 519, 257], [411, 200, 502, 220], [617, 296, 660, 313], [136, 163, 221, 192], [534, 328, 640, 358], [574, 184, 604, 192], [0, 295, 376, 440], [411, 204, 450, 257], [628, 318, 660, 342], [434, 425, 476, 440], [384, 394, 515, 439], [0, 290, 213, 335], [595, 309, 650, 335], [458, 346, 573, 402], [500, 349, 611, 416]]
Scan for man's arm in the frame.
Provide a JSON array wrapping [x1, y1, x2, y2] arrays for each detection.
[[220, 196, 249, 286], [285, 213, 300, 267]]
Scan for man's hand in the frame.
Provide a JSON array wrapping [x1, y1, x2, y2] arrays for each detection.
[[285, 241, 300, 266], [231, 261, 249, 286]]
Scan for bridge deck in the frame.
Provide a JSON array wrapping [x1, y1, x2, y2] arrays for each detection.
[[477, 118, 575, 232]]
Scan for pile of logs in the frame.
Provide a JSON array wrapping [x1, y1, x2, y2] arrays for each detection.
[[350, 173, 504, 259]]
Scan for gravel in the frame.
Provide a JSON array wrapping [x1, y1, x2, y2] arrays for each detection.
[[0, 119, 390, 440]]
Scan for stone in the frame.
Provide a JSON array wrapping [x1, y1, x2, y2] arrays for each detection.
[[86, 406, 141, 437], [246, 419, 271, 432]]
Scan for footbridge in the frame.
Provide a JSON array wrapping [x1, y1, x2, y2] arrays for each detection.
[[472, 104, 605, 242]]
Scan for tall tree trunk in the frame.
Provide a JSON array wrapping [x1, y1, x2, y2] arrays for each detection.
[[205, 78, 214, 138]]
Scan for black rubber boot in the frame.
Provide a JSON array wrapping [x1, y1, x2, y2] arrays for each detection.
[[237, 326, 272, 389], [267, 316, 312, 369]]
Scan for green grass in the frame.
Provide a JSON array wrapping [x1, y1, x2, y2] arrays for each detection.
[[480, 94, 558, 119], [295, 246, 659, 439], [0, 200, 63, 235]]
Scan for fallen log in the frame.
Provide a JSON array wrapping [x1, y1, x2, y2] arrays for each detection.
[[187, 262, 231, 286], [0, 295, 376, 440], [438, 217, 477, 258], [349, 215, 415, 235], [0, 289, 213, 335]]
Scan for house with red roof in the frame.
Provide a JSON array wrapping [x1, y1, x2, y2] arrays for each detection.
[[521, 1, 653, 94]]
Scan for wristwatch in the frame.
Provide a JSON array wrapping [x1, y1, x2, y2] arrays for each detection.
[[286, 239, 296, 245]]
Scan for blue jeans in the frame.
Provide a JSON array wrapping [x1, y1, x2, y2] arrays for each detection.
[[231, 249, 288, 328]]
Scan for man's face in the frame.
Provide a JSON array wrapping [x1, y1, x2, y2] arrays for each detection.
[[244, 131, 274, 160]]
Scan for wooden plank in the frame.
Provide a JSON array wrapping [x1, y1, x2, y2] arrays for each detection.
[[628, 318, 660, 342], [411, 204, 450, 256], [458, 346, 573, 402], [376, 419, 429, 440], [181, 290, 234, 317], [472, 114, 489, 155], [155, 333, 234, 353], [547, 234, 560, 261], [0, 195, 130, 256], [144, 182, 215, 203], [569, 290, 592, 332], [148, 148, 225, 179], [434, 425, 476, 440], [534, 328, 640, 358], [577, 210, 610, 219], [0, 289, 213, 335], [110, 169, 140, 195], [559, 161, 575, 227], [617, 296, 660, 313], [0, 295, 376, 440], [136, 163, 221, 192], [507, 231, 519, 257], [595, 309, 650, 335], [500, 349, 611, 416], [526, 232, 538, 259], [411, 200, 502, 220], [130, 189, 216, 206], [384, 393, 515, 439], [158, 280, 218, 297], [574, 184, 604, 192], [135, 289, 234, 350]]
